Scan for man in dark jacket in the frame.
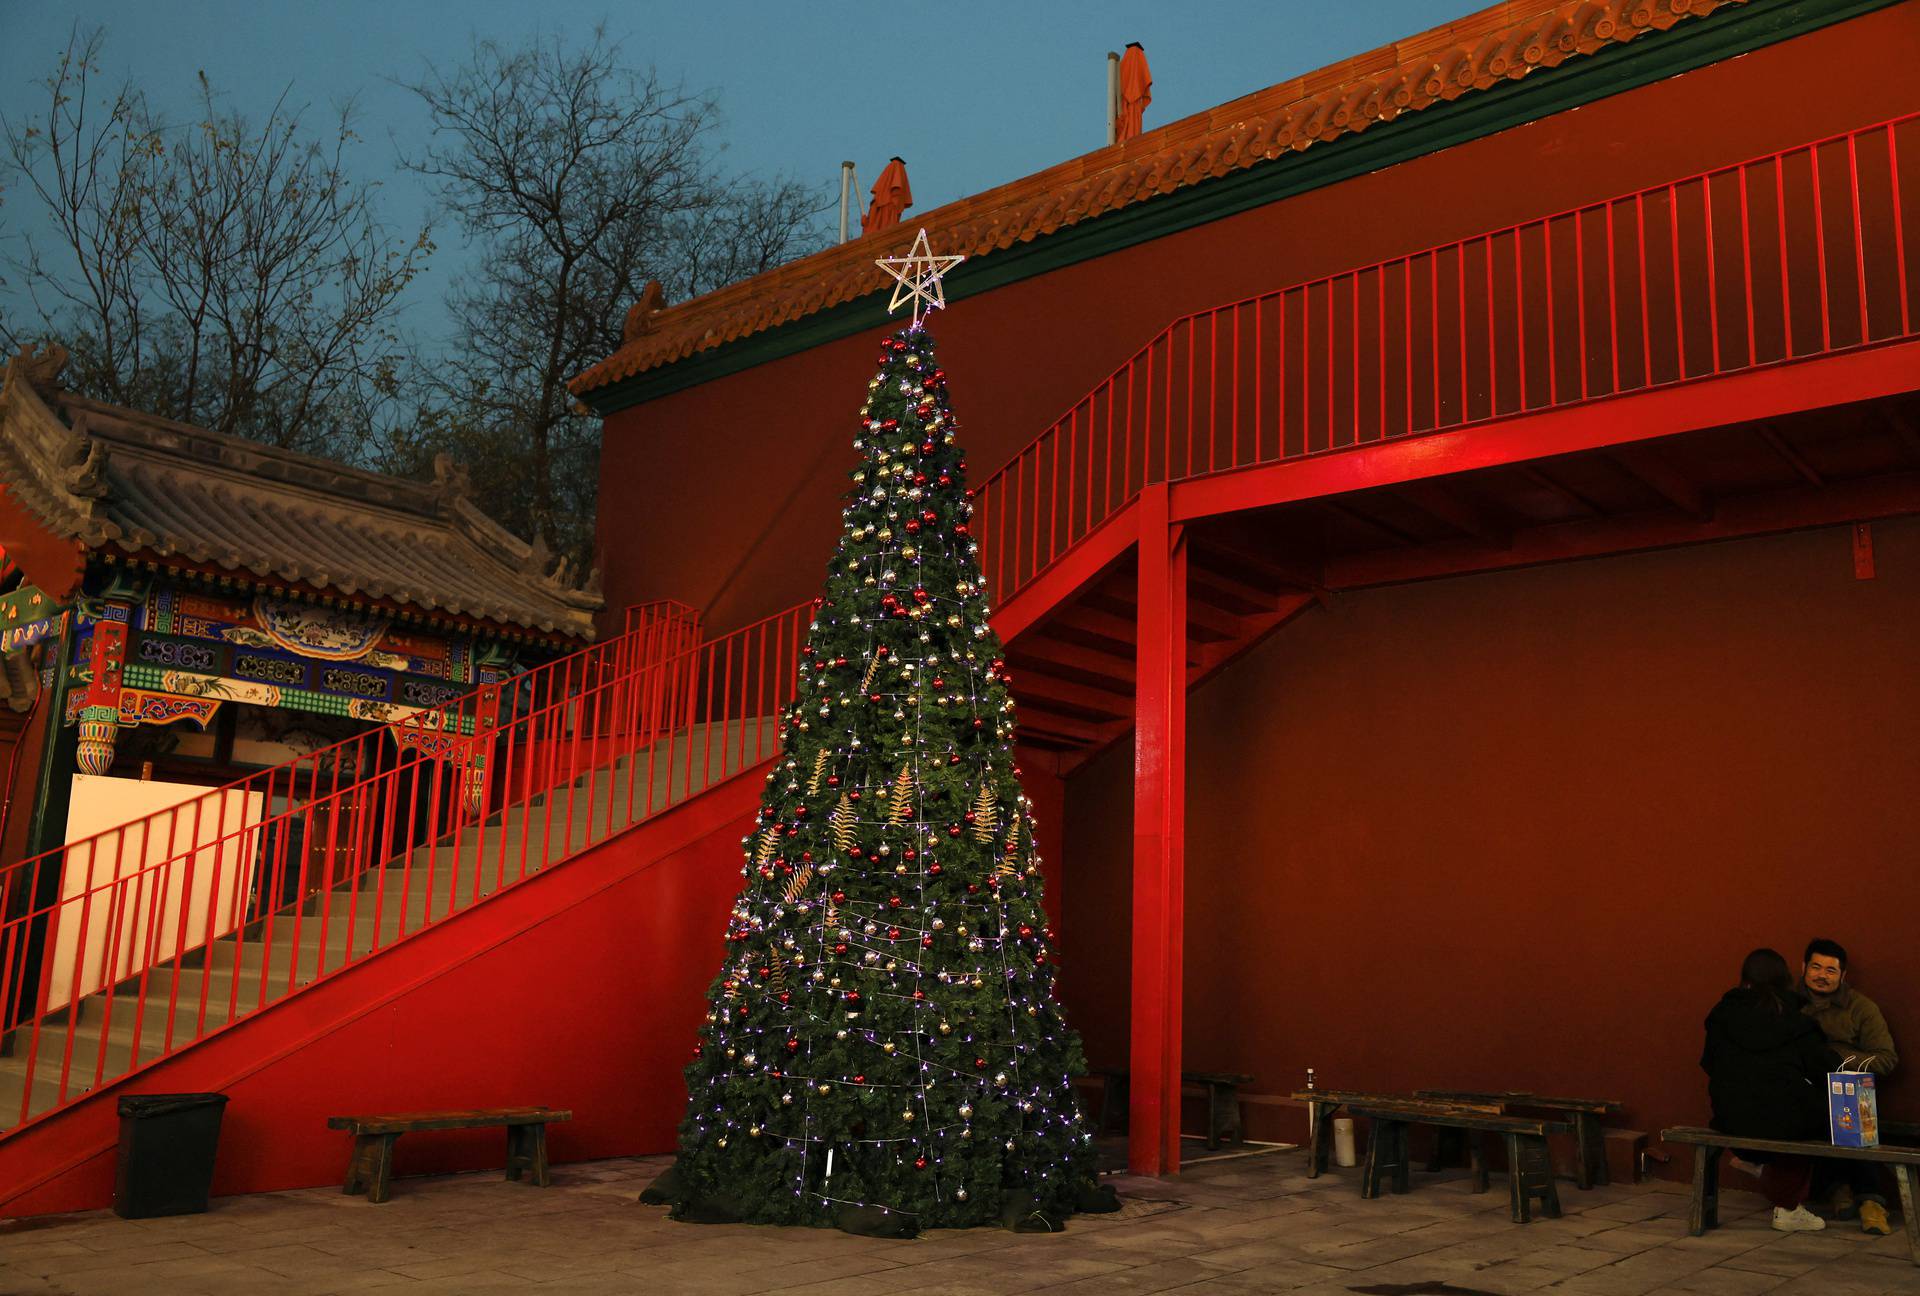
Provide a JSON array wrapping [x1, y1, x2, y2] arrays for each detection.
[[1802, 938, 1898, 1235]]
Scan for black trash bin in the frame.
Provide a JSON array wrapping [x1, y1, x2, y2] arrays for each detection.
[[113, 1093, 228, 1219]]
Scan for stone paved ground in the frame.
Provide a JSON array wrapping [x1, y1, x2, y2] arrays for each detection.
[[1, 1147, 1915, 1296]]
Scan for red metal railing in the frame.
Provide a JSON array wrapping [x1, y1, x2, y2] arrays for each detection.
[[973, 112, 1920, 599], [0, 597, 815, 1133]]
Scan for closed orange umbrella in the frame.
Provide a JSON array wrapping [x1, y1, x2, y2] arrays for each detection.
[[862, 157, 913, 234], [1117, 42, 1152, 142]]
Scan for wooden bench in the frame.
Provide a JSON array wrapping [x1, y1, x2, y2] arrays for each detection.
[[1092, 1068, 1255, 1150], [1663, 1126, 1920, 1266], [1418, 1089, 1623, 1189], [1293, 1091, 1569, 1223], [327, 1107, 572, 1203]]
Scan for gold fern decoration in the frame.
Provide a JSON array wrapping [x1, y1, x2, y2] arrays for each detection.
[[997, 814, 1022, 875], [830, 793, 856, 853], [783, 863, 814, 905], [887, 764, 915, 825], [969, 786, 999, 842], [859, 654, 882, 694], [805, 749, 829, 795], [754, 824, 780, 867]]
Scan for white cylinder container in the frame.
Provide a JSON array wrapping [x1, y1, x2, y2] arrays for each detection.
[[1333, 1117, 1357, 1168]]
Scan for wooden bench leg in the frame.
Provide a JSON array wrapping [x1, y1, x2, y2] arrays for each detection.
[[1361, 1119, 1386, 1198], [505, 1125, 528, 1182], [1308, 1102, 1331, 1179], [1525, 1135, 1562, 1219], [366, 1133, 399, 1204], [343, 1135, 375, 1196], [1470, 1134, 1489, 1194], [1570, 1112, 1608, 1190], [1687, 1145, 1720, 1236], [1363, 1120, 1408, 1199], [528, 1123, 551, 1187], [1894, 1164, 1919, 1268], [1507, 1134, 1529, 1223], [1204, 1083, 1241, 1150]]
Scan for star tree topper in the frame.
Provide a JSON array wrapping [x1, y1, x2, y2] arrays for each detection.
[[876, 228, 965, 327]]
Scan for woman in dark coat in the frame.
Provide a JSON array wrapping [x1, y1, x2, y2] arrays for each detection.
[[1700, 947, 1833, 1231]]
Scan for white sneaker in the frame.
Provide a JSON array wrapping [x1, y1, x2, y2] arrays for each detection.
[[1772, 1205, 1827, 1233]]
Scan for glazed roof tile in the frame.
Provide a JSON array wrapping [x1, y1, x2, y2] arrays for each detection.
[[0, 351, 600, 640], [573, 0, 1750, 397]]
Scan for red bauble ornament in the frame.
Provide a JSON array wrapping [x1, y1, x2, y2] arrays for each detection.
[[915, 1157, 928, 1170], [927, 862, 941, 875], [831, 891, 846, 904], [786, 1038, 800, 1053], [975, 1058, 987, 1069], [947, 824, 963, 837]]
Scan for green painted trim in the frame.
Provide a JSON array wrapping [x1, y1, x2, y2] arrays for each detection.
[[23, 618, 80, 859], [583, 0, 1899, 415]]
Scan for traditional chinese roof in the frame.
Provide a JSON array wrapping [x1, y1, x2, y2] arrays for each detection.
[[572, 0, 1753, 399], [0, 349, 600, 641]]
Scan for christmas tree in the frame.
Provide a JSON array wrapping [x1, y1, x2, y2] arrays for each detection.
[[647, 246, 1113, 1236]]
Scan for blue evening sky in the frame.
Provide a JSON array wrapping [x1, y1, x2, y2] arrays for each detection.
[[2, 1, 1455, 341]]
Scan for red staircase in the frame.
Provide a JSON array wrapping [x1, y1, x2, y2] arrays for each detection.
[[0, 600, 808, 1135], [1, 112, 1915, 1158]]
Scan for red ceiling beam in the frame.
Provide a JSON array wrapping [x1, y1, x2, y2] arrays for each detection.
[[1393, 481, 1510, 547], [1327, 471, 1920, 590], [1609, 443, 1714, 521], [1006, 635, 1135, 684], [1008, 670, 1132, 718], [1755, 423, 1824, 486], [1169, 339, 1920, 524]]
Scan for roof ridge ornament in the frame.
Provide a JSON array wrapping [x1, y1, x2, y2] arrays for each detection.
[[431, 452, 473, 507], [875, 228, 964, 328], [13, 342, 70, 390]]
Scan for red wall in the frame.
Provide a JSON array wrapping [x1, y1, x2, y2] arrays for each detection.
[[0, 767, 762, 1218], [595, 5, 1920, 637], [1059, 517, 1920, 1156]]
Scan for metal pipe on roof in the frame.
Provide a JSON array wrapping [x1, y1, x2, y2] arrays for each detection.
[[839, 162, 857, 244], [1107, 51, 1120, 146]]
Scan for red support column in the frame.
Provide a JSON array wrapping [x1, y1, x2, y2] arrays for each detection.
[[1130, 483, 1186, 1176]]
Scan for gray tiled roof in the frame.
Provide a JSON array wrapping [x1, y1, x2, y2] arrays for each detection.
[[0, 349, 599, 641]]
